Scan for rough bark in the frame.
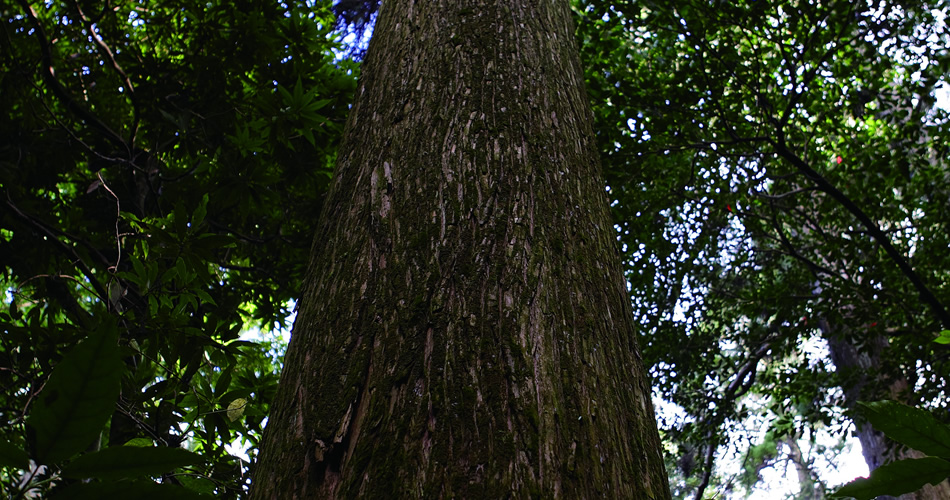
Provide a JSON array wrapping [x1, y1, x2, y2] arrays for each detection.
[[251, 1, 669, 498]]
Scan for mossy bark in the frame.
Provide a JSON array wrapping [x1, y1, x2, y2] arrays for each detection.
[[252, 1, 670, 498]]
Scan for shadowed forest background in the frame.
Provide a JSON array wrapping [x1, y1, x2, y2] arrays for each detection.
[[2, 0, 950, 498]]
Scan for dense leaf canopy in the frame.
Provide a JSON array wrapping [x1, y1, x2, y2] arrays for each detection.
[[576, 0, 950, 496], [1, 0, 354, 496]]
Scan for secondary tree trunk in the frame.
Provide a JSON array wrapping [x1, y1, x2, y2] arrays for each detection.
[[823, 319, 950, 500], [251, 0, 669, 498]]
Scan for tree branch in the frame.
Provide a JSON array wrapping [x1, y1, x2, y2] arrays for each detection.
[[3, 199, 108, 302], [70, 0, 140, 146], [16, 0, 129, 153], [772, 141, 950, 329]]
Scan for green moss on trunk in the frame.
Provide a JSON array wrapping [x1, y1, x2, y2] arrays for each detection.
[[252, 1, 671, 498]]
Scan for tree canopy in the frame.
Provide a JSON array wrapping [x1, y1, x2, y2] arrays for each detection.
[[2, 0, 354, 496], [575, 0, 950, 496], [2, 0, 950, 497]]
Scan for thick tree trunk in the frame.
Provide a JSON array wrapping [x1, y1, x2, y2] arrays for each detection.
[[251, 1, 669, 498]]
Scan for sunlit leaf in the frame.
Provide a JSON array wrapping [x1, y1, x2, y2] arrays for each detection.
[[832, 457, 950, 500], [227, 398, 247, 422]]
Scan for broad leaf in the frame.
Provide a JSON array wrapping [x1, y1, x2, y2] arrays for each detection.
[[832, 457, 950, 500], [859, 401, 950, 459], [227, 398, 247, 422], [27, 329, 123, 463], [62, 446, 203, 480], [178, 474, 217, 495], [0, 439, 29, 470], [51, 480, 211, 500]]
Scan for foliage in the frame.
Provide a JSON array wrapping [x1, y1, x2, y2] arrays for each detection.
[[0, 0, 356, 496], [833, 401, 950, 499], [575, 0, 950, 496]]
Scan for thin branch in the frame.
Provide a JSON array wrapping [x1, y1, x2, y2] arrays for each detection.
[[16, 0, 129, 153], [616, 136, 772, 158], [752, 186, 818, 200], [764, 199, 838, 279], [694, 434, 718, 500], [70, 0, 141, 146], [772, 141, 950, 329], [97, 171, 123, 273], [3, 198, 108, 301], [693, 338, 773, 500]]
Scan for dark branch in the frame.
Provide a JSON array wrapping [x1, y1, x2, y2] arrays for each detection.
[[16, 0, 129, 153], [772, 141, 950, 329]]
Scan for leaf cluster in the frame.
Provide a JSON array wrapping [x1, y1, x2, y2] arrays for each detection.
[[575, 0, 950, 496], [0, 0, 355, 496]]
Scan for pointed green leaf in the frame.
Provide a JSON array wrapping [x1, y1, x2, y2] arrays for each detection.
[[178, 474, 217, 495], [310, 98, 332, 111], [27, 329, 123, 463], [832, 457, 950, 499], [859, 401, 950, 459], [302, 127, 316, 147], [192, 193, 209, 227], [214, 366, 233, 397], [63, 446, 203, 480], [0, 439, 29, 470], [194, 289, 217, 306], [51, 480, 211, 500], [292, 76, 304, 106], [277, 84, 294, 107], [131, 255, 147, 284]]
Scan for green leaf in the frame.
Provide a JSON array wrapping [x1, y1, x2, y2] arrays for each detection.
[[859, 401, 950, 459], [214, 366, 233, 397], [63, 446, 203, 480], [277, 84, 294, 107], [27, 329, 123, 463], [227, 398, 247, 422], [0, 439, 30, 470], [302, 127, 316, 147], [292, 76, 305, 107], [309, 98, 332, 111], [935, 330, 950, 344], [194, 289, 217, 306], [192, 193, 209, 227], [832, 457, 950, 499], [51, 480, 211, 500], [178, 475, 217, 495]]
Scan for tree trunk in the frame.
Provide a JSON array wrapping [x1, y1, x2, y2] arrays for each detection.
[[784, 437, 822, 500], [251, 1, 670, 498]]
